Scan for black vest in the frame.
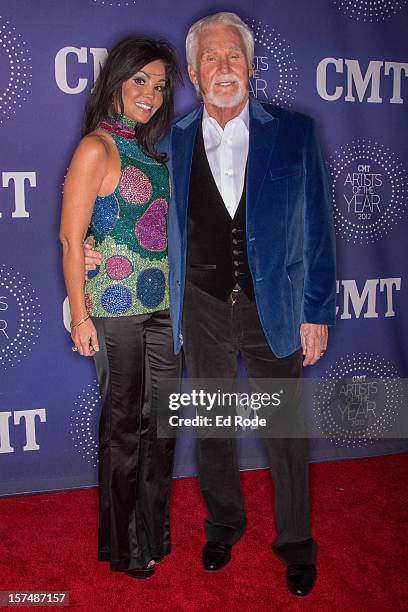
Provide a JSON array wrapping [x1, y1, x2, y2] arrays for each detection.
[[186, 124, 254, 302]]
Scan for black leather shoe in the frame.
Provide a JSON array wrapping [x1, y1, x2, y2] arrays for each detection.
[[286, 563, 317, 597], [202, 541, 232, 572], [125, 564, 155, 579]]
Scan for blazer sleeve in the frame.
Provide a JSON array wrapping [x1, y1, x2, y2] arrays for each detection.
[[156, 133, 170, 158], [302, 118, 337, 326]]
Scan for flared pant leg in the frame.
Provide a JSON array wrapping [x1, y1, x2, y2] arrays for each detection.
[[92, 310, 181, 571], [135, 310, 181, 561]]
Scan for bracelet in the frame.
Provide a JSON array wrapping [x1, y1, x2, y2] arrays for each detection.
[[71, 315, 90, 329]]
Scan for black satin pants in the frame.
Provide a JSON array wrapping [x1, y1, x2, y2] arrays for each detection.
[[92, 309, 181, 571]]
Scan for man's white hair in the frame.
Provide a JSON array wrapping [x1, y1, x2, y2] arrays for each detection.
[[186, 12, 254, 71]]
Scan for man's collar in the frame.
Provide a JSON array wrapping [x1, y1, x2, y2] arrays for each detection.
[[202, 99, 249, 131]]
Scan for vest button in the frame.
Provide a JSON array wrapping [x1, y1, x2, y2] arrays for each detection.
[[234, 270, 239, 276], [233, 250, 239, 255], [234, 260, 239, 266], [232, 239, 238, 245]]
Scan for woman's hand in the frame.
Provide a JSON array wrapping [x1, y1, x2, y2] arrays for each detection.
[[71, 318, 99, 357]]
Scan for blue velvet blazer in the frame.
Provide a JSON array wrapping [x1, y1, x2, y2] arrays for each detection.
[[166, 96, 336, 357]]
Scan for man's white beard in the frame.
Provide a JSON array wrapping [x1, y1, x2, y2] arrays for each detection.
[[206, 85, 246, 108], [198, 75, 247, 109]]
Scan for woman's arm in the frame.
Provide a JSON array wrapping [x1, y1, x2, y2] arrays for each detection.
[[59, 134, 108, 356]]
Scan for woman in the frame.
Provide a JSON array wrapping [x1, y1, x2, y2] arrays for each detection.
[[60, 37, 181, 579]]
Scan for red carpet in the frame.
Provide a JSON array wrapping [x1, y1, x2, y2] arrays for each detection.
[[1, 454, 407, 611]]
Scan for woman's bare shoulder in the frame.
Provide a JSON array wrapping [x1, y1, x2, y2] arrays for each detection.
[[67, 132, 117, 183], [75, 129, 114, 160]]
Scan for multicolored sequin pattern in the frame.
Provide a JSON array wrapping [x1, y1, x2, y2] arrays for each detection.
[[85, 115, 170, 317]]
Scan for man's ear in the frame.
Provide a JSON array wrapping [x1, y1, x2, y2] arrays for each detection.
[[187, 63, 198, 86]]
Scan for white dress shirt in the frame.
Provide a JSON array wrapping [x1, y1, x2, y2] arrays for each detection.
[[202, 101, 249, 218]]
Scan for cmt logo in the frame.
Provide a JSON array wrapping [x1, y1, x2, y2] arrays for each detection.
[[0, 172, 36, 219], [317, 58, 408, 104], [0, 409, 46, 454], [336, 278, 401, 319], [55, 47, 108, 94]]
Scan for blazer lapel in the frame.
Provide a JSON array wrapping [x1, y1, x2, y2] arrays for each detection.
[[171, 106, 202, 234], [247, 97, 280, 222], [171, 99, 279, 230]]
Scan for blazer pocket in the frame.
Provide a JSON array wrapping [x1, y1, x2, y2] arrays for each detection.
[[269, 164, 303, 181], [189, 264, 217, 270]]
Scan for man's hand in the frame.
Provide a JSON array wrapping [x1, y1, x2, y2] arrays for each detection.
[[300, 323, 328, 366], [84, 235, 102, 279]]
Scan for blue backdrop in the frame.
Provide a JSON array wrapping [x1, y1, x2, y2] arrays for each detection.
[[0, 0, 407, 495]]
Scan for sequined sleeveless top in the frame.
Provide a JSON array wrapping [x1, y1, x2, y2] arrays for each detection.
[[85, 114, 170, 317]]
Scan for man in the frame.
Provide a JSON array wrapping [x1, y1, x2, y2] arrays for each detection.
[[85, 12, 336, 597], [168, 12, 335, 597]]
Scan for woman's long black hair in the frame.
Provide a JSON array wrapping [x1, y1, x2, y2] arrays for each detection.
[[83, 37, 181, 162]]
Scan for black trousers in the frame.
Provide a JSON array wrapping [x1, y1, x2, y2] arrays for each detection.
[[92, 309, 181, 571], [182, 282, 317, 565]]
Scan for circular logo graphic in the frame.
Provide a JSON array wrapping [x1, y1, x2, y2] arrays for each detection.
[[312, 353, 404, 447], [247, 19, 298, 107], [330, 140, 408, 244], [70, 381, 100, 466], [333, 0, 407, 22], [0, 264, 42, 370], [0, 16, 32, 125]]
